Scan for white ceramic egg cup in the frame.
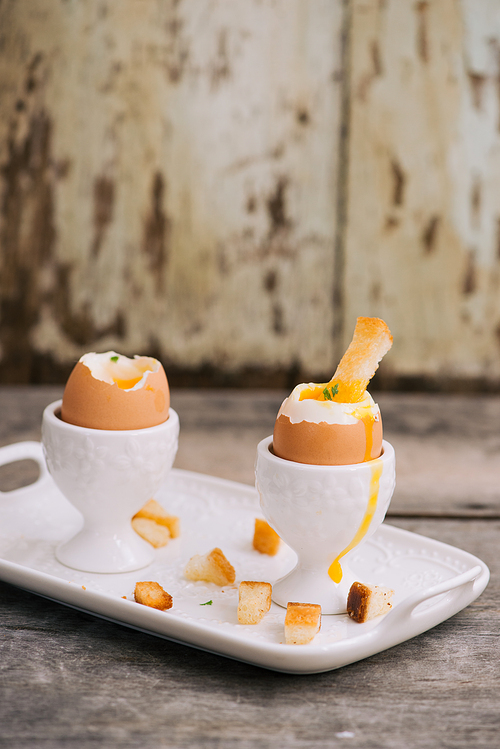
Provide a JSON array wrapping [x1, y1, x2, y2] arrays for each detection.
[[255, 437, 395, 614], [42, 400, 179, 574]]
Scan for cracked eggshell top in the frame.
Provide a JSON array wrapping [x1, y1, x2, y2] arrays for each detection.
[[61, 352, 170, 431], [272, 385, 383, 466]]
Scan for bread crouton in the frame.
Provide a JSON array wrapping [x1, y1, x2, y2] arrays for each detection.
[[237, 581, 272, 624], [131, 517, 170, 548], [253, 518, 280, 556], [133, 498, 180, 538], [347, 582, 394, 623], [134, 581, 173, 610], [184, 547, 235, 586], [284, 602, 321, 645]]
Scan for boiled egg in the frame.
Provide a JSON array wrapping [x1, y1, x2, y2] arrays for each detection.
[[61, 351, 170, 430], [272, 383, 382, 466], [272, 317, 392, 465]]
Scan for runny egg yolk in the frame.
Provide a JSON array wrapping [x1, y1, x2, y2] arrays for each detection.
[[114, 378, 143, 389], [113, 367, 151, 390], [298, 382, 377, 463], [297, 382, 383, 582], [351, 402, 377, 463], [328, 459, 383, 583], [91, 353, 158, 391], [298, 379, 367, 404]]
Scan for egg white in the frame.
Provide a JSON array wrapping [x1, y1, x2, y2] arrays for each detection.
[[277, 383, 380, 425]]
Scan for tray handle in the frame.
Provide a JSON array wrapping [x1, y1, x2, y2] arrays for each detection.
[[374, 564, 484, 636], [0, 441, 50, 495]]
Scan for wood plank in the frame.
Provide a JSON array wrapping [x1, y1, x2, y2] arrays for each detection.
[[0, 518, 497, 748], [175, 390, 500, 517], [2, 388, 500, 516], [0, 0, 343, 382], [3, 1, 500, 388], [378, 393, 500, 517], [0, 386, 62, 447], [345, 0, 500, 385]]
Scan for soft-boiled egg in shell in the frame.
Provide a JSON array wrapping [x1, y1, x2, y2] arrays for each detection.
[[61, 351, 170, 430], [272, 382, 382, 466]]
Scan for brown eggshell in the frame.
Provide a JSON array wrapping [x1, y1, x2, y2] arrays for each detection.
[[61, 361, 170, 430], [272, 414, 383, 466]]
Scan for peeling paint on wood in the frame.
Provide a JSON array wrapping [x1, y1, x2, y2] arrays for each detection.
[[0, 0, 343, 384], [415, 1, 430, 63], [344, 0, 500, 384], [462, 250, 477, 296], [422, 215, 440, 255], [92, 176, 115, 258], [266, 178, 290, 236], [0, 93, 57, 381], [142, 172, 170, 292], [2, 0, 500, 388]]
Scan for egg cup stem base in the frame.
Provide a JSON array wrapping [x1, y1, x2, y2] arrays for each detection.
[[56, 526, 153, 574], [271, 562, 356, 615]]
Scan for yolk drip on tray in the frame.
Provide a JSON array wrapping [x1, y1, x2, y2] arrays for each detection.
[[328, 459, 383, 583]]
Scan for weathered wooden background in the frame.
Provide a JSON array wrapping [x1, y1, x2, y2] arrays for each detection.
[[1, 0, 500, 388]]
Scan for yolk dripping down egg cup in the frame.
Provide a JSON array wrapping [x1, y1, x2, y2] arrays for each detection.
[[255, 385, 396, 615], [41, 353, 179, 574]]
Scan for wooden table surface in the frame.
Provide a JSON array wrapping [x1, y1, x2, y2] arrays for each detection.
[[1, 387, 498, 748]]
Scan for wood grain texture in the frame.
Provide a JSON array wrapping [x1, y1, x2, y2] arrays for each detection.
[[344, 0, 500, 384], [0, 388, 498, 747], [175, 390, 500, 518], [0, 0, 342, 382], [3, 1, 500, 387], [2, 387, 499, 512], [0, 518, 497, 749]]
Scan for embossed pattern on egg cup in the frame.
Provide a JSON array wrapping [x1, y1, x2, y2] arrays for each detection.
[[255, 436, 395, 614], [42, 400, 180, 574]]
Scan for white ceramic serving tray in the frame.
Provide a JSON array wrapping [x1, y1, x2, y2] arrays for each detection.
[[0, 441, 490, 675]]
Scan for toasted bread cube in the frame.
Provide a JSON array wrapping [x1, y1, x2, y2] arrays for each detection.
[[184, 547, 235, 586], [134, 581, 173, 610], [237, 581, 272, 624], [132, 517, 170, 548], [253, 518, 280, 556], [347, 582, 394, 623], [133, 498, 180, 538], [284, 602, 321, 645]]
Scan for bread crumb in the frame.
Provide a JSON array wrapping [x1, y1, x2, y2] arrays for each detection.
[[133, 498, 180, 538], [132, 517, 170, 548], [81, 586, 86, 590], [284, 602, 321, 645], [253, 518, 280, 556], [237, 581, 272, 624], [184, 548, 235, 586], [134, 581, 173, 611], [347, 582, 394, 623]]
